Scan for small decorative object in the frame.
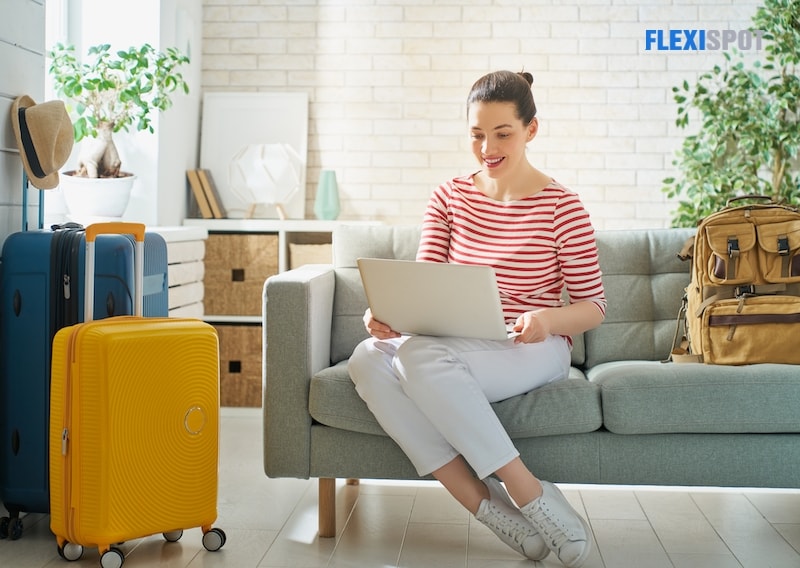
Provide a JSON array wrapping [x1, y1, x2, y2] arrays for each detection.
[[314, 169, 340, 220], [228, 143, 304, 219]]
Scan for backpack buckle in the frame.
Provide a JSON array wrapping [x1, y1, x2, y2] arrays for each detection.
[[734, 284, 755, 298], [778, 236, 790, 256]]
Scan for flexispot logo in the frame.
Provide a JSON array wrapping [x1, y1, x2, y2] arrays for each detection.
[[645, 29, 764, 51]]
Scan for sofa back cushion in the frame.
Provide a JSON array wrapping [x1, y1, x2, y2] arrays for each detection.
[[583, 228, 694, 368], [331, 225, 421, 363]]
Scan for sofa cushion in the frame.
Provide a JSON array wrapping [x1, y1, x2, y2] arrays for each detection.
[[309, 363, 602, 438], [330, 225, 420, 364], [582, 229, 694, 368], [588, 360, 800, 434]]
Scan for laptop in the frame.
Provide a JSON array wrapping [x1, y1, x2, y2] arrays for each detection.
[[356, 258, 516, 341]]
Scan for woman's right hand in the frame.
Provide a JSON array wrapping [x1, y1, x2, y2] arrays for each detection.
[[363, 308, 401, 339]]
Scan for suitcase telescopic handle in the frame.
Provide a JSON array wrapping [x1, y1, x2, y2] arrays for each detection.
[[84, 222, 147, 322]]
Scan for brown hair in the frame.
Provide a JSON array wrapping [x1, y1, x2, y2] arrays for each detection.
[[466, 70, 536, 124]]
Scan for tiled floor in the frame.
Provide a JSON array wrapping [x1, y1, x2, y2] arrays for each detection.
[[2, 407, 799, 567]]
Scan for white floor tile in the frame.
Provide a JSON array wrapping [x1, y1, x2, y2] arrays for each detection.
[[592, 519, 673, 568], [399, 522, 467, 568], [692, 492, 800, 568]]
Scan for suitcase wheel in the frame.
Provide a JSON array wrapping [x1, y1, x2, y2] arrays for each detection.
[[201, 527, 226, 552], [0, 516, 23, 540], [100, 547, 124, 568], [8, 517, 23, 540], [162, 530, 183, 542], [57, 541, 84, 561]]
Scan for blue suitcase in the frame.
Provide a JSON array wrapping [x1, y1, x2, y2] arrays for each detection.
[[0, 225, 168, 540]]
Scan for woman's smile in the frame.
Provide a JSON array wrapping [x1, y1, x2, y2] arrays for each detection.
[[483, 156, 505, 168]]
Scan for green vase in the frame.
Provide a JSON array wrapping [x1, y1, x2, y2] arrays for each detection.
[[314, 169, 340, 220]]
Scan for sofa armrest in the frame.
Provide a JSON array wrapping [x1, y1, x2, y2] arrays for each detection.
[[262, 264, 335, 479]]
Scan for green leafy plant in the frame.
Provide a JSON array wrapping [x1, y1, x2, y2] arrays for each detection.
[[662, 0, 800, 227], [48, 42, 190, 178]]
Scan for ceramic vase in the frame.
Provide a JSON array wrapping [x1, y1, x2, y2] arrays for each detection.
[[314, 169, 340, 220], [60, 171, 136, 223]]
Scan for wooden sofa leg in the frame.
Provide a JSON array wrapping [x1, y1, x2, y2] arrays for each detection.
[[319, 478, 336, 538]]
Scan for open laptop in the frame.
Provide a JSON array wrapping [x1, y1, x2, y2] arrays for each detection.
[[356, 258, 516, 341]]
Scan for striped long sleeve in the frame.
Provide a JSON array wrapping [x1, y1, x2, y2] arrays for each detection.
[[416, 174, 607, 324]]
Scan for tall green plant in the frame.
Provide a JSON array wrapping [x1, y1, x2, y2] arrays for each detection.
[[663, 0, 800, 227]]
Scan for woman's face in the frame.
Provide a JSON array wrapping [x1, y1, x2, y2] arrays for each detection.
[[468, 101, 537, 179]]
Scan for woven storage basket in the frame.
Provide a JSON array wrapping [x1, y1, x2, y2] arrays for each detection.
[[204, 233, 278, 315], [215, 323, 262, 407]]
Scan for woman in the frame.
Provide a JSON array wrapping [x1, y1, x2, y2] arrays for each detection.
[[348, 70, 606, 568]]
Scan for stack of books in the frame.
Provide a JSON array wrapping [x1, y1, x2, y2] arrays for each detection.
[[186, 169, 226, 219]]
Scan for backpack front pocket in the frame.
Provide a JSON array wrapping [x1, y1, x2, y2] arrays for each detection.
[[705, 223, 757, 284], [756, 220, 800, 283]]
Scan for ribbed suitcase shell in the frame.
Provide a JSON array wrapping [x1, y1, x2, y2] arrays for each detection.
[[49, 316, 220, 554]]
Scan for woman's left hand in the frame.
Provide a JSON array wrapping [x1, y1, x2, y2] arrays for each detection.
[[512, 310, 550, 344]]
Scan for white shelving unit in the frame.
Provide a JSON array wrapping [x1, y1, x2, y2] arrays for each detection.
[[150, 225, 208, 318]]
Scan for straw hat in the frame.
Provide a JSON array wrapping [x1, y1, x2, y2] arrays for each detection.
[[10, 95, 74, 189]]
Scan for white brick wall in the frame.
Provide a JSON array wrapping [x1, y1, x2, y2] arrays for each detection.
[[201, 0, 762, 229]]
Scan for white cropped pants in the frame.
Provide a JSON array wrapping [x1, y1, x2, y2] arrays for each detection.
[[348, 334, 571, 480]]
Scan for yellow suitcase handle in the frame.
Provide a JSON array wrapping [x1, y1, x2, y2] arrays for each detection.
[[84, 222, 147, 321]]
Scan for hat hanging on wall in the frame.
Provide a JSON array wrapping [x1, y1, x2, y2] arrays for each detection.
[[10, 95, 74, 190]]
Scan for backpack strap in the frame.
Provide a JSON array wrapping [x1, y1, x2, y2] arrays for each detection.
[[664, 294, 703, 364], [677, 235, 695, 261], [726, 236, 741, 280], [778, 235, 791, 278]]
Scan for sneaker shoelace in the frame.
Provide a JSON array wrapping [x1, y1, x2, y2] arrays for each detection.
[[486, 506, 533, 547], [528, 502, 573, 550]]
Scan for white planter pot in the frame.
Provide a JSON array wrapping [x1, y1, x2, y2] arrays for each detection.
[[60, 171, 136, 224]]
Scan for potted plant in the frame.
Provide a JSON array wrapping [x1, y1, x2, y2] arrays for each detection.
[[662, 0, 800, 227], [48, 42, 190, 219]]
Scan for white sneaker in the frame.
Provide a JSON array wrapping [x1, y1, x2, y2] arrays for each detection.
[[474, 477, 549, 561], [520, 481, 593, 568]]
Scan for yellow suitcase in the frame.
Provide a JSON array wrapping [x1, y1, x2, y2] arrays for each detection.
[[49, 223, 225, 567]]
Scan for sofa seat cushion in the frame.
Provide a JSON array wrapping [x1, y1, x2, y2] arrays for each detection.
[[588, 361, 800, 435], [309, 363, 603, 438]]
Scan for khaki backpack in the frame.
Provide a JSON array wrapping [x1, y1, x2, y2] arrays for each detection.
[[670, 196, 800, 365]]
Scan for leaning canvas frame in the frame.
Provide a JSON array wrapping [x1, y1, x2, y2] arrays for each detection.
[[199, 92, 309, 219]]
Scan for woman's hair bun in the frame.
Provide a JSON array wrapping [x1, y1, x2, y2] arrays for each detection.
[[517, 71, 534, 86]]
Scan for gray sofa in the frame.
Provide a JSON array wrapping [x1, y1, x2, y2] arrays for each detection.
[[262, 225, 800, 537]]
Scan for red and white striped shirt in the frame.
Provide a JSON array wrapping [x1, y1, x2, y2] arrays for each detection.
[[416, 174, 607, 325]]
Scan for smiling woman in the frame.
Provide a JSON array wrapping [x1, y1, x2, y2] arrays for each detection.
[[348, 69, 607, 568]]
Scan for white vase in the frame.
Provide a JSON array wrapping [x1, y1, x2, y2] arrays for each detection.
[[60, 171, 136, 224]]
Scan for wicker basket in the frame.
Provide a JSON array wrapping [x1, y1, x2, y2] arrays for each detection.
[[215, 323, 262, 407], [204, 233, 279, 315]]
